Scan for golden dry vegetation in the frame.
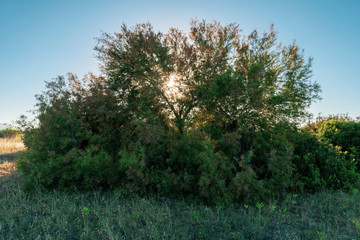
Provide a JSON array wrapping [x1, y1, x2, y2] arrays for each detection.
[[0, 136, 25, 154], [0, 136, 25, 177]]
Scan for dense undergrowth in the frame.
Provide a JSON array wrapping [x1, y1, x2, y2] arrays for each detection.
[[2, 137, 360, 239]]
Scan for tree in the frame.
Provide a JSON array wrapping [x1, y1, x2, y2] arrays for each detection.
[[95, 20, 321, 134], [18, 20, 326, 204]]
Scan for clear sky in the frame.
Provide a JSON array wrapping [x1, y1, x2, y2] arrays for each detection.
[[1, 0, 359, 124]]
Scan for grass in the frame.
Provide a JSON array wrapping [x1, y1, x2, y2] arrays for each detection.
[[0, 135, 25, 178], [1, 137, 360, 239], [0, 135, 25, 155]]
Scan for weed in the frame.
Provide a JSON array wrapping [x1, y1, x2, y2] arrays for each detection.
[[352, 219, 360, 232], [82, 207, 90, 216]]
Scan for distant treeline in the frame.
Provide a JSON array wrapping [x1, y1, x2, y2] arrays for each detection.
[[0, 128, 21, 138]]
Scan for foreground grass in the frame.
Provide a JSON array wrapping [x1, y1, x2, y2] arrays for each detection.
[[1, 140, 360, 239]]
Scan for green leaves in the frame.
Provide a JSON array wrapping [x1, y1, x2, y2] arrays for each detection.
[[96, 21, 321, 134], [21, 20, 357, 206]]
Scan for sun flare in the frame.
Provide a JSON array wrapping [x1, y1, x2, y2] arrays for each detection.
[[167, 75, 176, 88], [164, 73, 182, 101]]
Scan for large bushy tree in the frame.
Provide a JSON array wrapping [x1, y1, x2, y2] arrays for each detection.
[[95, 20, 321, 133], [19, 20, 343, 205]]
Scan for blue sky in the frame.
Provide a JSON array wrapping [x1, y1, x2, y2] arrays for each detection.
[[1, 0, 359, 124]]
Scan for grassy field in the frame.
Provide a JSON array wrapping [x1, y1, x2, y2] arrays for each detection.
[[1, 137, 360, 239], [0, 136, 25, 178]]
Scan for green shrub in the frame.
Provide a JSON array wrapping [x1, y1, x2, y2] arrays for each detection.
[[18, 73, 359, 205], [21, 21, 360, 205], [118, 147, 148, 191], [316, 119, 360, 167], [157, 130, 236, 205], [0, 128, 21, 138], [17, 75, 122, 191], [16, 72, 299, 204], [292, 131, 360, 192]]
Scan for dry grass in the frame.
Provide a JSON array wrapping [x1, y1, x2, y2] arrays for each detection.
[[0, 136, 25, 177], [0, 160, 17, 177], [0, 136, 26, 155]]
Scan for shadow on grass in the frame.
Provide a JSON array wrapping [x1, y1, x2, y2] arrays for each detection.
[[0, 151, 24, 179], [0, 151, 25, 162]]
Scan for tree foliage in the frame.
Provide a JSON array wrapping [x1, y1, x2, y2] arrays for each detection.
[[0, 128, 20, 138], [95, 20, 321, 133], [18, 20, 360, 205]]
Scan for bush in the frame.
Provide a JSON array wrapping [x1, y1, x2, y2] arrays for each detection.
[[0, 128, 21, 138], [291, 131, 360, 192], [18, 73, 360, 205], [19, 21, 360, 205], [17, 73, 298, 204], [17, 74, 123, 191], [154, 130, 236, 205], [220, 126, 295, 202], [316, 118, 360, 167]]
